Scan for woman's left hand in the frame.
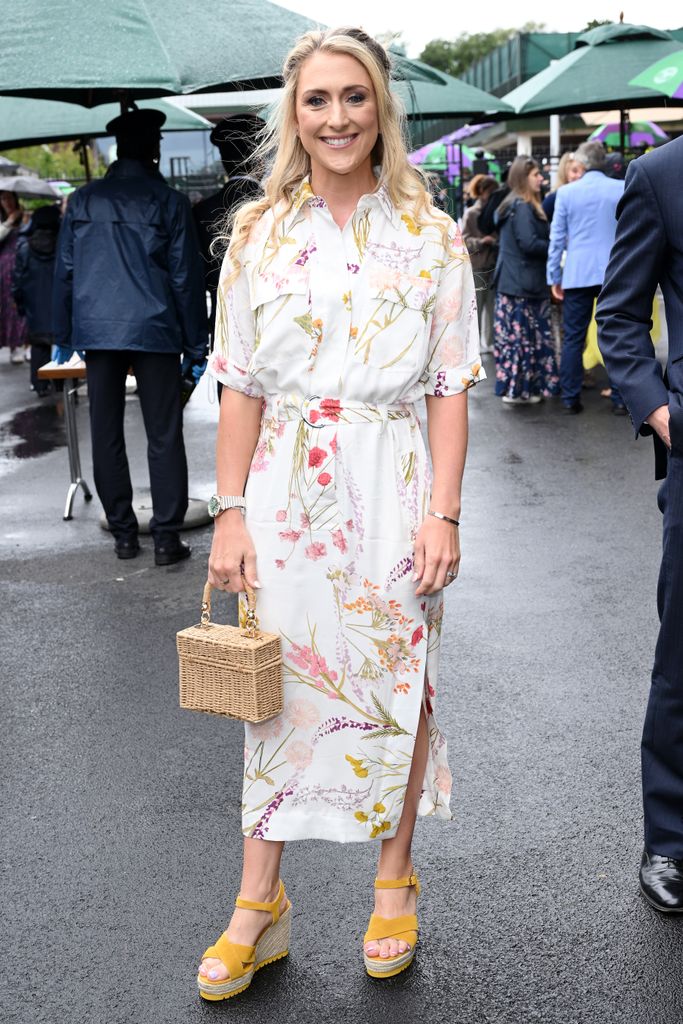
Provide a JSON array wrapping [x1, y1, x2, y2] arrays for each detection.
[[412, 516, 460, 596]]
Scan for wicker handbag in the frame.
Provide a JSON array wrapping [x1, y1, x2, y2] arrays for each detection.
[[177, 581, 282, 723]]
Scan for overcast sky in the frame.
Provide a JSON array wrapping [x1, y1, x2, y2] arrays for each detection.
[[277, 2, 677, 57]]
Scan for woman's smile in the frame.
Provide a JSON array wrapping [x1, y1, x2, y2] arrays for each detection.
[[319, 133, 358, 149]]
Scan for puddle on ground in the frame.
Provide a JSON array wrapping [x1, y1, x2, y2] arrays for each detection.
[[0, 401, 67, 465]]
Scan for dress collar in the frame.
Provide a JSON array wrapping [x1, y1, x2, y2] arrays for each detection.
[[285, 174, 398, 230]]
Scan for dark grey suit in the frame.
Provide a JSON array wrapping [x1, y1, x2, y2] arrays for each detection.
[[598, 136, 683, 859]]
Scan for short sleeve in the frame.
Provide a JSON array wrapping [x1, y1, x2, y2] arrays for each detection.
[[207, 252, 264, 398], [422, 224, 486, 397]]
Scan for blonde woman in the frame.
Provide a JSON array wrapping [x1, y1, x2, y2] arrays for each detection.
[[198, 26, 484, 1000], [542, 151, 585, 224]]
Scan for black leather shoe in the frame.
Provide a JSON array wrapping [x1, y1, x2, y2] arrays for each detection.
[[639, 850, 683, 912], [154, 539, 191, 566], [114, 538, 140, 560], [563, 401, 584, 415]]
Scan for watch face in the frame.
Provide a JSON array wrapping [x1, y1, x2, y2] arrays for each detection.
[[207, 495, 221, 517]]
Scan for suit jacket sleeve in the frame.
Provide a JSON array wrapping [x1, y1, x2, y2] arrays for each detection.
[[510, 202, 548, 258], [596, 158, 669, 436], [166, 193, 209, 360], [546, 188, 567, 285], [52, 201, 75, 349]]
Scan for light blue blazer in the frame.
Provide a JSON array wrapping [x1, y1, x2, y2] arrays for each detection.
[[546, 170, 624, 288]]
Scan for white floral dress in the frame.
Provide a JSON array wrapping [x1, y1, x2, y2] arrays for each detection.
[[209, 178, 484, 842]]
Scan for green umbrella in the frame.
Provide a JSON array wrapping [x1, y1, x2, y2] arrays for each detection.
[[393, 58, 513, 119], [409, 134, 500, 183], [0, 1, 445, 107], [629, 50, 683, 99], [0, 0, 319, 106], [0, 97, 212, 149], [503, 23, 683, 115]]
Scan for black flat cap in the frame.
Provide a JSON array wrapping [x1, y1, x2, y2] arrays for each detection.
[[105, 107, 166, 139]]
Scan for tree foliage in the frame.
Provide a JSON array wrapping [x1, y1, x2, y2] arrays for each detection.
[[583, 19, 613, 30], [0, 142, 104, 181], [420, 22, 546, 78]]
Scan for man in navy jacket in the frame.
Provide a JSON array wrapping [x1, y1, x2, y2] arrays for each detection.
[[597, 136, 683, 913], [53, 108, 208, 565]]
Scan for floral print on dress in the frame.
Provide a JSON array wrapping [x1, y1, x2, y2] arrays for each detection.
[[209, 176, 482, 842]]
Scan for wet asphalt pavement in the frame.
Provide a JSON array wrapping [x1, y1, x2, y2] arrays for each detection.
[[1, 352, 682, 1024]]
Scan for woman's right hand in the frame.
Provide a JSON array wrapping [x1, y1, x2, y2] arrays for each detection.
[[208, 512, 260, 593]]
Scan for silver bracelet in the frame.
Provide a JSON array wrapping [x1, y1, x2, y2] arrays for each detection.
[[428, 510, 460, 526]]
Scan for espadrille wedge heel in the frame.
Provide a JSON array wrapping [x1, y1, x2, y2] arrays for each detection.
[[363, 872, 420, 979], [197, 880, 291, 1001]]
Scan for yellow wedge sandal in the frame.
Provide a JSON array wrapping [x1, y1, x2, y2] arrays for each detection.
[[197, 880, 291, 1001], [363, 872, 420, 979]]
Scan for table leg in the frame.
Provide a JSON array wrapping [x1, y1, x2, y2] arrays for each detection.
[[63, 378, 93, 521]]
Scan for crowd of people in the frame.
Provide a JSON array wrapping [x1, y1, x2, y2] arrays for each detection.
[[460, 139, 632, 413]]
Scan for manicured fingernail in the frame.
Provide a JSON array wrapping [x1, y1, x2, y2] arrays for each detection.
[[411, 572, 419, 582], [208, 969, 219, 979], [253, 580, 262, 588]]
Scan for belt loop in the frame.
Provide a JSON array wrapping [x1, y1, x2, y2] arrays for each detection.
[[378, 402, 389, 435]]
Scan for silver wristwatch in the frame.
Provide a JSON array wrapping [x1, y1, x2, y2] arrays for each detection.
[[207, 494, 246, 518]]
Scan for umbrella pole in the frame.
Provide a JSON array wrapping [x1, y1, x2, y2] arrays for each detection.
[[457, 142, 464, 222], [619, 109, 627, 156], [81, 139, 92, 183]]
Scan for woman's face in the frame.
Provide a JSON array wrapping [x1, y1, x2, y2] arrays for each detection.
[[527, 167, 544, 194], [567, 160, 584, 183], [295, 51, 379, 182]]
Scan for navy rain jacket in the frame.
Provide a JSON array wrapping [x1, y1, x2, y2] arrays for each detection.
[[13, 226, 58, 335], [53, 158, 207, 359], [493, 197, 550, 300]]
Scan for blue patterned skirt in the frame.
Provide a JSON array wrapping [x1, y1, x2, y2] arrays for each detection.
[[493, 293, 559, 399]]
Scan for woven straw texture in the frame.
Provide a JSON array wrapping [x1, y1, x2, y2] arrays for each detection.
[[177, 582, 282, 723]]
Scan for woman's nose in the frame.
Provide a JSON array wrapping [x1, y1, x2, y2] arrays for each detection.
[[327, 100, 349, 129]]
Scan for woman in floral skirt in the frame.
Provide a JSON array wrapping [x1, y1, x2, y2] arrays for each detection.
[[197, 26, 484, 999], [0, 190, 29, 363], [492, 156, 559, 404]]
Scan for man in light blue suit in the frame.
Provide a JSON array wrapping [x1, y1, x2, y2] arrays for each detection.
[[547, 141, 625, 413]]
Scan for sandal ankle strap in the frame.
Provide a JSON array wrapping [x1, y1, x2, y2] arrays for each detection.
[[374, 872, 421, 896], [235, 879, 286, 922]]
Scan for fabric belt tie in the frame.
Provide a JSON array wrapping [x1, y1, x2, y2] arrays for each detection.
[[266, 394, 415, 429]]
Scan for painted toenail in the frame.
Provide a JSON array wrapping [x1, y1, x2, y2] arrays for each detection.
[[208, 969, 219, 979]]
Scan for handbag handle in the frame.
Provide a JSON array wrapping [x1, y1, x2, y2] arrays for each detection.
[[200, 579, 259, 638]]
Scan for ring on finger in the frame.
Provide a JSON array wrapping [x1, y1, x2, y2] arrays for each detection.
[[221, 577, 230, 584], [446, 570, 458, 579]]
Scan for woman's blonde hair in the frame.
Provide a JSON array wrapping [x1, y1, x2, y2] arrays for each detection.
[[555, 151, 579, 189], [219, 26, 446, 284], [498, 156, 546, 219]]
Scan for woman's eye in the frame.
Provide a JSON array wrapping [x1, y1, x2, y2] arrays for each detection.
[[348, 93, 365, 104], [306, 96, 325, 107]]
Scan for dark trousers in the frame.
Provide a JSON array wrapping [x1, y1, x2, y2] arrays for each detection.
[[643, 445, 683, 857], [85, 350, 188, 544], [561, 286, 623, 407], [208, 286, 223, 403]]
